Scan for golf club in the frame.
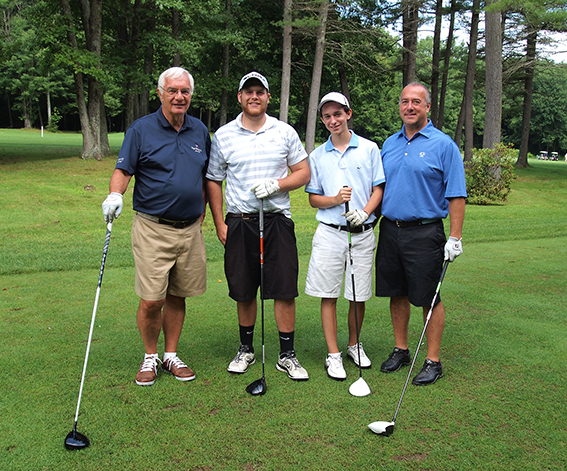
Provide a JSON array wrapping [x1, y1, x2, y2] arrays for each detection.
[[246, 200, 267, 396], [368, 259, 450, 436], [345, 200, 371, 398], [65, 221, 113, 450]]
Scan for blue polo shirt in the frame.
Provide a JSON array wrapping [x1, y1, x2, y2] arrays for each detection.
[[305, 131, 385, 226], [116, 107, 211, 221], [380, 120, 467, 221]]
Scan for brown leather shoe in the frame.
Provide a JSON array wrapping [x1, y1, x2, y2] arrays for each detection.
[[135, 355, 160, 386], [162, 356, 196, 382]]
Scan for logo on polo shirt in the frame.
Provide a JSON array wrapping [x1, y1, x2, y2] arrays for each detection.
[[192, 143, 203, 154], [419, 152, 425, 158]]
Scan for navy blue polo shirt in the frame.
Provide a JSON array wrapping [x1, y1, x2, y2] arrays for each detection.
[[116, 107, 211, 221]]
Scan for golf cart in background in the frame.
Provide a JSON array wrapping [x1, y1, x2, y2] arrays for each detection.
[[550, 152, 559, 161], [538, 151, 548, 160]]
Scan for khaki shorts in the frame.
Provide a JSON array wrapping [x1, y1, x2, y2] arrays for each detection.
[[132, 213, 206, 301]]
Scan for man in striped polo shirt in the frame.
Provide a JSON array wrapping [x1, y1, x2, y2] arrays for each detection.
[[206, 72, 311, 381]]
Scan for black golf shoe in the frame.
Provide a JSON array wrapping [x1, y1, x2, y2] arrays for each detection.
[[380, 347, 411, 373], [412, 358, 443, 386]]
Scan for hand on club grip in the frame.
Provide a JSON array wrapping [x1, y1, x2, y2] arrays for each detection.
[[343, 209, 369, 227], [102, 192, 123, 223], [444, 236, 463, 262], [250, 179, 280, 199]]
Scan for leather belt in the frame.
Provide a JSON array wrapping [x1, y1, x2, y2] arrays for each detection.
[[322, 222, 375, 234], [387, 217, 441, 228], [226, 212, 278, 220], [137, 211, 198, 228]]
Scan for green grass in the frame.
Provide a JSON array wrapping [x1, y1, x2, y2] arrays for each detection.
[[1, 129, 566, 470]]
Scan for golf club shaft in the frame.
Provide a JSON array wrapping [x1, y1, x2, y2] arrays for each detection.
[[72, 222, 113, 425], [259, 201, 265, 377], [344, 200, 363, 379], [391, 259, 450, 423]]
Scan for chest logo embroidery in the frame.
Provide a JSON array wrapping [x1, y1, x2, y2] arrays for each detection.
[[192, 144, 203, 154]]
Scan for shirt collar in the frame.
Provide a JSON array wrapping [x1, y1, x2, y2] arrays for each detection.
[[236, 113, 275, 133], [324, 130, 359, 152], [400, 119, 434, 140], [157, 106, 190, 130]]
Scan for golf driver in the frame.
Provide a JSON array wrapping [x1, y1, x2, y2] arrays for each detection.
[[368, 259, 450, 436], [65, 221, 113, 450], [345, 200, 371, 398], [246, 200, 267, 396]]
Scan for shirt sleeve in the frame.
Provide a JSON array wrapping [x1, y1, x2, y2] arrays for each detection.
[[205, 133, 227, 181]]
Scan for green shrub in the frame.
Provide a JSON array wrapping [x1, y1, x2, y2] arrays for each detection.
[[46, 107, 62, 133], [465, 143, 517, 205]]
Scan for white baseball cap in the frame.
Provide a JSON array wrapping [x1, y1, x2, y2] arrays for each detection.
[[238, 72, 270, 92], [318, 92, 350, 112]]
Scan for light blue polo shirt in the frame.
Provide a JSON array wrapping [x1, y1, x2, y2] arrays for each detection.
[[380, 120, 467, 222], [305, 131, 385, 226], [116, 107, 211, 221]]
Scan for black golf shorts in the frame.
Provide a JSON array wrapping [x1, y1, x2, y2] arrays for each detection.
[[224, 213, 299, 302], [375, 217, 446, 307]]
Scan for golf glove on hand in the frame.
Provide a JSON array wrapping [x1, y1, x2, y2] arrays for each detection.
[[444, 236, 463, 262], [250, 179, 280, 199], [343, 209, 369, 227], [102, 192, 123, 223]]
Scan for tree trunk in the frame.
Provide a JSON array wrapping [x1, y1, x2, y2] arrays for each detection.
[[305, 0, 329, 154], [463, 0, 480, 162], [438, 0, 456, 130], [455, 0, 479, 160], [516, 29, 538, 168], [430, 0, 443, 127], [279, 0, 293, 123], [483, 0, 502, 149], [172, 8, 180, 67], [219, 0, 231, 127], [61, 0, 107, 160], [402, 0, 419, 86]]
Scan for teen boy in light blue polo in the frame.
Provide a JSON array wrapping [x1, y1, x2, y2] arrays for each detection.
[[305, 92, 385, 380]]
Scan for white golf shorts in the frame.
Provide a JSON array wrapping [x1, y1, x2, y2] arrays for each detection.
[[305, 222, 375, 301]]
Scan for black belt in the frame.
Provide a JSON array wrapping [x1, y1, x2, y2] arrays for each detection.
[[322, 222, 374, 234], [137, 211, 198, 228], [386, 217, 441, 228], [226, 212, 278, 220]]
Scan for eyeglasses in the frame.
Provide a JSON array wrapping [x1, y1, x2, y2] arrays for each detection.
[[160, 87, 192, 97]]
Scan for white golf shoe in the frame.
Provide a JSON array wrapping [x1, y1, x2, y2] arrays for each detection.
[[325, 354, 347, 381], [227, 345, 255, 373], [347, 343, 372, 368], [276, 350, 309, 380]]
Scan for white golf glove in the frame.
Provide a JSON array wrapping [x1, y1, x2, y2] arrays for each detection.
[[250, 179, 280, 199], [343, 209, 369, 228], [102, 192, 123, 223], [444, 236, 463, 262]]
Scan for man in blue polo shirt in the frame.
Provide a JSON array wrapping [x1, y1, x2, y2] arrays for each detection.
[[102, 67, 210, 386], [376, 82, 466, 386], [305, 92, 384, 380]]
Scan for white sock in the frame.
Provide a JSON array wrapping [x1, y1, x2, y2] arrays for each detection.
[[163, 352, 177, 362], [328, 352, 341, 359], [144, 353, 158, 360]]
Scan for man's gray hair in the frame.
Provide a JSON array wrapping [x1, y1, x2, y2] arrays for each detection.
[[158, 67, 194, 94], [401, 82, 431, 105]]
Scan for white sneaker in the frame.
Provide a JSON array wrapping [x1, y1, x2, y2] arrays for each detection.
[[227, 345, 255, 373], [347, 343, 372, 368], [325, 354, 346, 380], [276, 350, 309, 381]]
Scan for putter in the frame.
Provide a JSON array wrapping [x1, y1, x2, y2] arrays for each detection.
[[65, 222, 113, 450], [246, 200, 267, 396], [345, 200, 371, 398], [368, 260, 450, 436]]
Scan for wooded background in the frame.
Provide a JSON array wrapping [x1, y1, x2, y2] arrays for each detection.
[[1, 0, 567, 166]]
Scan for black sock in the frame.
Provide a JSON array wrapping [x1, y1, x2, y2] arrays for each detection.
[[279, 331, 295, 356], [239, 325, 254, 353]]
